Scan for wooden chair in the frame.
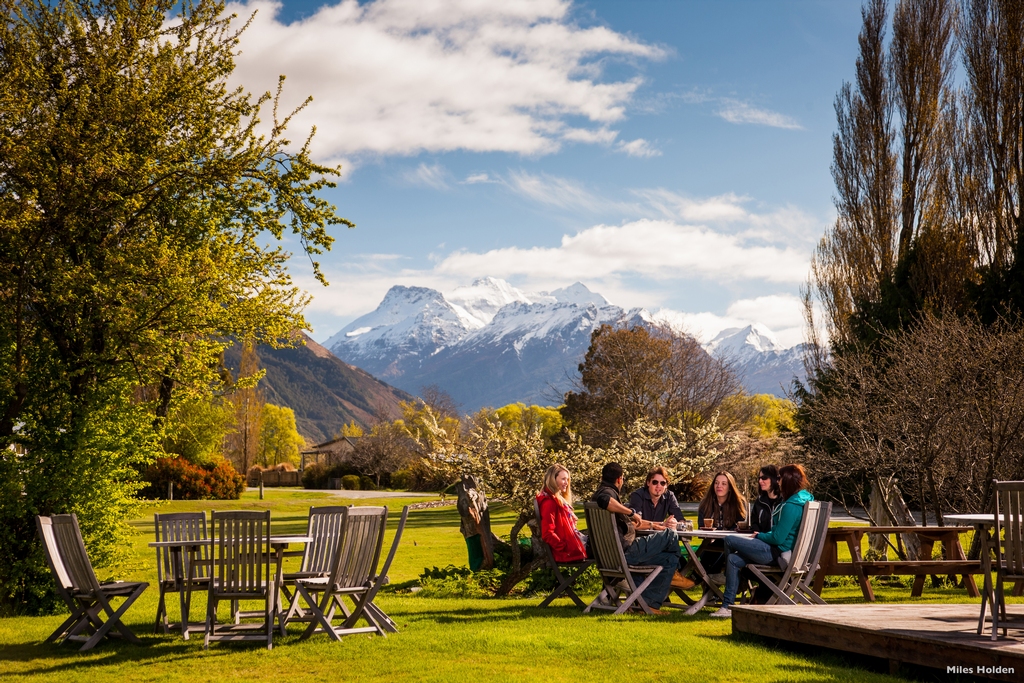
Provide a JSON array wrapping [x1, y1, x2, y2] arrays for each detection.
[[279, 505, 349, 631], [533, 499, 594, 608], [153, 512, 210, 636], [296, 506, 409, 640], [984, 480, 1024, 640], [204, 510, 274, 650], [582, 502, 663, 615], [746, 501, 827, 605], [39, 514, 148, 651]]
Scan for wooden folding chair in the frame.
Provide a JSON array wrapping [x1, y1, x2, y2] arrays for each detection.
[[296, 506, 409, 640], [582, 502, 663, 615], [533, 499, 594, 608], [153, 512, 210, 637], [42, 514, 148, 651], [983, 480, 1024, 640], [279, 506, 349, 632], [746, 501, 825, 605], [204, 510, 275, 650]]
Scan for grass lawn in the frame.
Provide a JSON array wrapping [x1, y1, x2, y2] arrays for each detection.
[[0, 489, 1011, 682]]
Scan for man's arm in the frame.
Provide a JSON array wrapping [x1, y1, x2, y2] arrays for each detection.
[[605, 497, 642, 525]]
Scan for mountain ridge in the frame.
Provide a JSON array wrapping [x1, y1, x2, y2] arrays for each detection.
[[325, 278, 807, 410]]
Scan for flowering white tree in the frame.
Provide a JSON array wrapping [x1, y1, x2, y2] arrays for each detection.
[[411, 406, 727, 594]]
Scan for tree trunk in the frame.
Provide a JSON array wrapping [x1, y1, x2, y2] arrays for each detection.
[[455, 474, 500, 570], [494, 514, 543, 596]]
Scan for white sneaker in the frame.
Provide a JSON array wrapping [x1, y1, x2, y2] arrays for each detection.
[[710, 607, 732, 618]]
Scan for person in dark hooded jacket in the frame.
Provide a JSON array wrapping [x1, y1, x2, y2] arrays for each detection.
[[750, 465, 782, 532]]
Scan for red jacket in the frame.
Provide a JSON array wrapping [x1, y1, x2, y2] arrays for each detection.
[[537, 491, 587, 563]]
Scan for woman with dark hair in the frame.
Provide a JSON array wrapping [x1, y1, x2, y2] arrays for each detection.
[[710, 464, 813, 618], [536, 464, 587, 563], [697, 471, 747, 531], [750, 465, 781, 533]]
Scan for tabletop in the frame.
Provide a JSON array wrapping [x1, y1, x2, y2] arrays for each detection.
[[677, 529, 753, 540], [944, 513, 1022, 526], [149, 535, 312, 548]]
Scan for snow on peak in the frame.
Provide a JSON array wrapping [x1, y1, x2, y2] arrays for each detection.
[[705, 323, 782, 357], [322, 285, 471, 353], [546, 282, 610, 307], [446, 277, 531, 326]]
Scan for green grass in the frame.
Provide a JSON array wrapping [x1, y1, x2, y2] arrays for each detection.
[[0, 490, 1004, 682]]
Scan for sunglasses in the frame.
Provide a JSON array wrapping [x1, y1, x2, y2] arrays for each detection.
[[758, 475, 771, 481], [650, 480, 668, 486]]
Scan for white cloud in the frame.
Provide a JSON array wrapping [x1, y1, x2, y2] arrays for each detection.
[[434, 218, 809, 283], [226, 0, 665, 159], [503, 169, 609, 211], [716, 99, 803, 130], [463, 173, 497, 184], [616, 138, 661, 157], [725, 294, 805, 330], [402, 163, 450, 189]]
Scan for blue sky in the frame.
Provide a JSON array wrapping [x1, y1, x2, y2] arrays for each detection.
[[226, 0, 865, 347]]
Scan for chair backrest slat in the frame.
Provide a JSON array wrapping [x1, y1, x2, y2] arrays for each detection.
[[583, 502, 628, 576], [330, 507, 387, 590], [301, 506, 349, 574], [210, 510, 271, 595], [50, 515, 101, 595], [36, 516, 73, 592], [788, 501, 821, 573], [996, 481, 1024, 577], [154, 512, 209, 582], [533, 499, 557, 566]]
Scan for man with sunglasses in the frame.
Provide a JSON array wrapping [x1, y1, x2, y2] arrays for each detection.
[[629, 467, 685, 530], [629, 467, 695, 590]]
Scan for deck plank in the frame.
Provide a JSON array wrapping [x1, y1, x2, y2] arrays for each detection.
[[732, 604, 1024, 681]]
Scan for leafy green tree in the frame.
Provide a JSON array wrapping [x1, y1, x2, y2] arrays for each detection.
[[162, 396, 234, 466], [0, 0, 350, 612], [258, 404, 305, 467]]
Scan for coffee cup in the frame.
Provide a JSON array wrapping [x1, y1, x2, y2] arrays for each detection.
[[703, 518, 714, 530]]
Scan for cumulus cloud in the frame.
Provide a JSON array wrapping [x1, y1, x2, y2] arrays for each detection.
[[225, 0, 665, 160], [716, 99, 803, 130], [434, 218, 809, 283], [616, 138, 661, 157]]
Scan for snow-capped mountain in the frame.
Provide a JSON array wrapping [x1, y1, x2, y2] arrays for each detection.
[[325, 278, 807, 410], [704, 324, 808, 396]]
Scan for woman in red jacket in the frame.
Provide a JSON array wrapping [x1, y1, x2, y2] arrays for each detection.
[[536, 464, 588, 562]]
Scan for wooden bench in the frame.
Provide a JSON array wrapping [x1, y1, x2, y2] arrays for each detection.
[[812, 526, 981, 601]]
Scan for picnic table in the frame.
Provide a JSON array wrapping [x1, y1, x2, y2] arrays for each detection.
[[672, 529, 748, 614], [812, 525, 980, 601]]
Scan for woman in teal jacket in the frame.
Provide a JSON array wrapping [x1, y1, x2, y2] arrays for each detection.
[[710, 465, 813, 618]]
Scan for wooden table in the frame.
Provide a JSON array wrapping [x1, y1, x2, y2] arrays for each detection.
[[148, 535, 312, 639], [945, 513, 1024, 636], [812, 525, 980, 601], [672, 529, 751, 615]]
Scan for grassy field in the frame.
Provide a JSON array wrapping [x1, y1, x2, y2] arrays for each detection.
[[0, 489, 1009, 683]]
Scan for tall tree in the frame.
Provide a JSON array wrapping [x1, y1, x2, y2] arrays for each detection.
[[561, 324, 736, 446], [0, 0, 350, 612], [810, 0, 962, 350], [227, 341, 264, 474]]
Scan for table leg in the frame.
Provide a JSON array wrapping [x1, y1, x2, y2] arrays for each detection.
[[847, 533, 875, 601], [911, 537, 934, 597], [947, 533, 980, 598], [812, 538, 836, 596], [977, 524, 993, 636], [273, 545, 286, 636]]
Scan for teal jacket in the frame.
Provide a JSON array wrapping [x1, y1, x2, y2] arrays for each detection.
[[755, 489, 813, 552]]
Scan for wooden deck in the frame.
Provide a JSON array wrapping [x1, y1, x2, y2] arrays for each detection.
[[731, 604, 1024, 681]]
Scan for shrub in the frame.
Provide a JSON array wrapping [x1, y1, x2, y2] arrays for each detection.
[[359, 475, 376, 491], [143, 457, 244, 500], [390, 468, 412, 490], [341, 474, 361, 490], [302, 462, 329, 489]]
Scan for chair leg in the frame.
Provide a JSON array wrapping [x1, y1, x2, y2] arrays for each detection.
[[612, 568, 662, 616]]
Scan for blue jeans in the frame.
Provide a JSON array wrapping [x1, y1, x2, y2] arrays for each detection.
[[722, 535, 775, 607], [624, 530, 681, 609]]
